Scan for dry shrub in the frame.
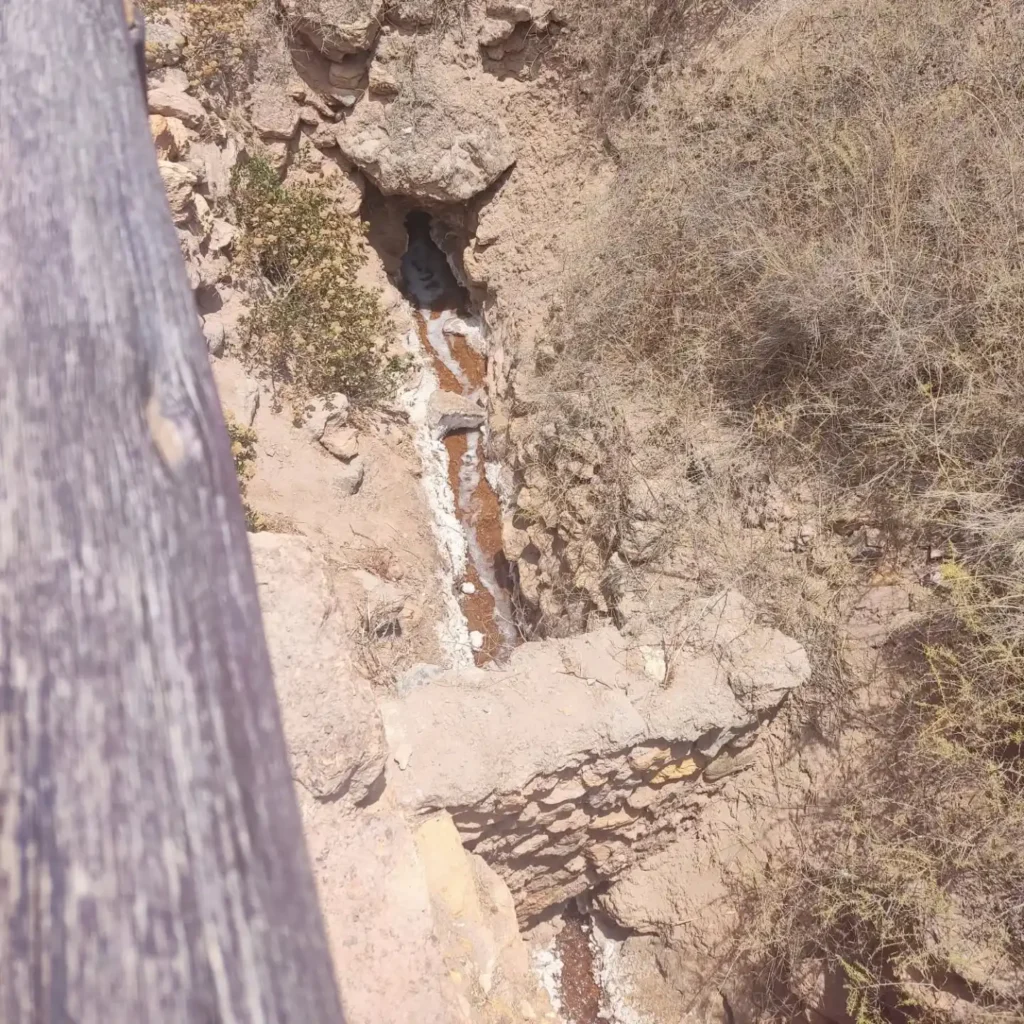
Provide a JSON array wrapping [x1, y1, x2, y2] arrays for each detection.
[[552, 0, 1024, 526], [555, 0, 758, 123], [545, 0, 1024, 1013], [142, 0, 262, 95], [225, 411, 265, 531], [231, 156, 403, 408], [748, 577, 1024, 1021]]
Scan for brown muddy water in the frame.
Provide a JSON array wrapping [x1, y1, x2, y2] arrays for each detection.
[[402, 213, 517, 665]]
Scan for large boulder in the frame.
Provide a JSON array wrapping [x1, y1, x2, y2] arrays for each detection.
[[254, 530, 553, 1023], [158, 160, 198, 224], [338, 33, 516, 201], [251, 81, 302, 140], [144, 13, 187, 69], [250, 532, 387, 804], [300, 798, 554, 1024], [426, 390, 486, 438]]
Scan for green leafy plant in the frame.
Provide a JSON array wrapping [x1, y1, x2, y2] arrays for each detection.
[[225, 412, 264, 532], [231, 157, 402, 410]]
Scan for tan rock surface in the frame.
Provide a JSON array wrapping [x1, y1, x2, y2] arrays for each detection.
[[147, 68, 206, 128], [382, 599, 809, 917], [214, 357, 448, 677], [338, 29, 516, 201], [282, 0, 385, 58], [251, 532, 387, 803]]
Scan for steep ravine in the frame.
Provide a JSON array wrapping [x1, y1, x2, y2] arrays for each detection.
[[398, 210, 519, 665]]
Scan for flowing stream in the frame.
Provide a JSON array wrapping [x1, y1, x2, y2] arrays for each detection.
[[400, 212, 517, 665]]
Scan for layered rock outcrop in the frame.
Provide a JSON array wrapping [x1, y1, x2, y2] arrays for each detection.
[[383, 591, 810, 919]]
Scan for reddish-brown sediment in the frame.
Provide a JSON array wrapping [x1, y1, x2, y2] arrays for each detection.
[[556, 908, 610, 1024], [413, 308, 515, 665]]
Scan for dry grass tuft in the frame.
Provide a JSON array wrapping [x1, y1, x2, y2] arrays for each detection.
[[555, 0, 758, 124], [543, 0, 1024, 1013], [551, 0, 1024, 526], [225, 411, 265, 531]]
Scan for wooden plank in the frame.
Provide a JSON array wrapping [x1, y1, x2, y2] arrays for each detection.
[[0, 1, 346, 1019]]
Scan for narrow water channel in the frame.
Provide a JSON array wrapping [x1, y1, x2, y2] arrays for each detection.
[[400, 212, 517, 665]]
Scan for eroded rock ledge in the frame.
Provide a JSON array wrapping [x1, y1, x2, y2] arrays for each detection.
[[382, 591, 811, 920]]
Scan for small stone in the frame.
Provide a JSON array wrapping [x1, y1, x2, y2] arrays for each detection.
[[158, 160, 198, 224], [549, 836, 586, 860], [427, 390, 485, 438], [587, 786, 631, 812], [144, 20, 186, 70], [208, 218, 236, 253], [252, 82, 302, 140], [394, 744, 413, 771], [704, 748, 757, 782], [469, 630, 485, 651], [649, 758, 701, 785], [321, 425, 359, 462], [202, 316, 225, 357], [519, 801, 543, 825], [547, 808, 588, 834], [328, 56, 367, 87], [304, 393, 350, 441], [441, 316, 477, 338], [628, 744, 672, 772], [334, 89, 360, 108], [368, 64, 400, 96], [479, 16, 516, 48], [494, 791, 527, 814], [626, 786, 659, 811], [263, 140, 292, 175], [149, 115, 174, 159], [191, 191, 212, 241], [189, 137, 243, 201], [147, 69, 205, 129], [580, 766, 607, 789], [590, 809, 634, 832], [334, 456, 364, 497], [461, 581, 476, 595], [538, 780, 586, 807], [510, 833, 547, 858]]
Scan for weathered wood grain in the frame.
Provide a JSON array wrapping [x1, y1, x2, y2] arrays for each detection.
[[0, 1, 346, 1020]]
